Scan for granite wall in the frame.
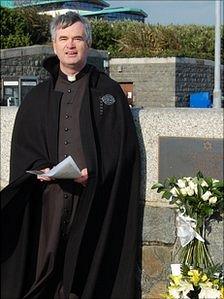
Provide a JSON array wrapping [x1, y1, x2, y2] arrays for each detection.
[[132, 108, 224, 298], [110, 57, 224, 108], [0, 45, 53, 82], [1, 46, 223, 109], [110, 58, 176, 108], [0, 45, 109, 104], [0, 45, 108, 80], [1, 107, 223, 298]]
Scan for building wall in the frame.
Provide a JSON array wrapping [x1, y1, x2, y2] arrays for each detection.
[[110, 57, 224, 108], [0, 45, 52, 82], [110, 58, 176, 108], [175, 57, 223, 101], [0, 45, 108, 80], [2, 47, 223, 108], [0, 45, 109, 104], [1, 107, 223, 298]]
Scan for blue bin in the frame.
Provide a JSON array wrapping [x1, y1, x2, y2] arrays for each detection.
[[189, 92, 212, 108]]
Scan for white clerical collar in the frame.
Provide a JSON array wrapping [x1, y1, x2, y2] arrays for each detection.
[[67, 74, 77, 82]]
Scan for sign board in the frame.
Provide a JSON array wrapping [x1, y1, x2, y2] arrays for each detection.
[[3, 81, 19, 86], [159, 137, 223, 181]]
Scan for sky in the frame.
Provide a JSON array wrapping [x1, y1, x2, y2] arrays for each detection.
[[107, 0, 224, 25]]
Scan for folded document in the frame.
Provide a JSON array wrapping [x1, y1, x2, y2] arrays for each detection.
[[26, 156, 82, 179]]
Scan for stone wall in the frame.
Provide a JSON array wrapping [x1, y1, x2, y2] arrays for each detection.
[[2, 46, 223, 109], [175, 58, 223, 100], [1, 107, 223, 298], [0, 45, 109, 103], [110, 58, 176, 108], [110, 57, 224, 108], [0, 45, 53, 82], [132, 108, 223, 298]]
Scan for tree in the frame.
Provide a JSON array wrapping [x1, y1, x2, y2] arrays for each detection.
[[0, 7, 51, 49]]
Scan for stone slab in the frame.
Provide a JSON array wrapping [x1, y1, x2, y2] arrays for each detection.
[[206, 220, 224, 265], [159, 137, 223, 181], [142, 206, 176, 244]]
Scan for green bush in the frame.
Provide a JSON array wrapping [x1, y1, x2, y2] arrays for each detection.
[[0, 34, 30, 48], [91, 20, 223, 62], [1, 7, 223, 63], [0, 7, 51, 49], [90, 19, 120, 50], [18, 8, 51, 44]]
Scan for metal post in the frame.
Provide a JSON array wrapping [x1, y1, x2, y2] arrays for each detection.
[[213, 0, 222, 108]]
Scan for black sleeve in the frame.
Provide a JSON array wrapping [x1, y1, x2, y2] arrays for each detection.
[[10, 87, 50, 182]]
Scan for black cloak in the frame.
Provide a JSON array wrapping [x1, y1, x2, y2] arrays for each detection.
[[1, 56, 140, 299]]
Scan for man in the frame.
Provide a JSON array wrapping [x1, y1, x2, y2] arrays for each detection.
[[1, 12, 140, 299]]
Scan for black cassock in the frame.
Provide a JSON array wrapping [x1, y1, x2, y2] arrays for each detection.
[[1, 57, 141, 299]]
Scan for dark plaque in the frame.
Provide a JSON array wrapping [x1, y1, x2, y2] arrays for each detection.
[[159, 137, 223, 181]]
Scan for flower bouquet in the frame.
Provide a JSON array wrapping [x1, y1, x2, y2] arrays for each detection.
[[163, 265, 224, 299], [152, 172, 224, 269]]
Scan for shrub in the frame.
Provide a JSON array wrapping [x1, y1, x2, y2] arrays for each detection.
[[1, 7, 223, 63], [91, 20, 223, 62], [0, 7, 51, 49]]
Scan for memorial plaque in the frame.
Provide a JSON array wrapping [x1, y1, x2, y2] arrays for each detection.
[[159, 137, 223, 181]]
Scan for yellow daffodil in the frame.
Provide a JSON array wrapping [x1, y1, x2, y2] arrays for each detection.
[[220, 286, 224, 299], [201, 274, 208, 283], [168, 286, 181, 299], [170, 274, 183, 286], [188, 269, 201, 286], [161, 293, 175, 299]]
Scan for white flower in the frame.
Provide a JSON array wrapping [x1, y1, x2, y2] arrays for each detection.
[[188, 181, 198, 195], [198, 286, 220, 299], [180, 281, 194, 298], [186, 186, 195, 196], [177, 179, 186, 188], [212, 179, 219, 184], [168, 287, 181, 299], [170, 187, 179, 197], [169, 281, 194, 299], [209, 196, 217, 204], [180, 188, 188, 196], [193, 185, 198, 195], [183, 177, 192, 182], [201, 179, 209, 187], [188, 180, 197, 189], [201, 191, 212, 201]]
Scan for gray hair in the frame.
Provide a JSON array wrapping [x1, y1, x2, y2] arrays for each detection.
[[50, 11, 92, 47]]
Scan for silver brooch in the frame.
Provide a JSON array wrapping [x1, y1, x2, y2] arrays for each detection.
[[101, 94, 116, 105]]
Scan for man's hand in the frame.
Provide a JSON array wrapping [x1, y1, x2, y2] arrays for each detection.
[[37, 167, 88, 186], [37, 168, 53, 182], [74, 168, 88, 187]]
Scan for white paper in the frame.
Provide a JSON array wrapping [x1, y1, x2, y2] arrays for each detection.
[[26, 156, 82, 179]]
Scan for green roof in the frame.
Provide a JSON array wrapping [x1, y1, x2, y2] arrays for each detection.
[[82, 7, 148, 17], [1, 0, 109, 8]]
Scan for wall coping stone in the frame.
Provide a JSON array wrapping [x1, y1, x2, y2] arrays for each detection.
[[110, 57, 223, 69], [0, 45, 108, 60], [110, 57, 176, 64], [0, 45, 53, 59]]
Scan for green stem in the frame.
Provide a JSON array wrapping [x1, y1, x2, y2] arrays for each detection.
[[179, 238, 214, 269]]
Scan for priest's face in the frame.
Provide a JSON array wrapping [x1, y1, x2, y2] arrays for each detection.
[[53, 21, 89, 75]]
